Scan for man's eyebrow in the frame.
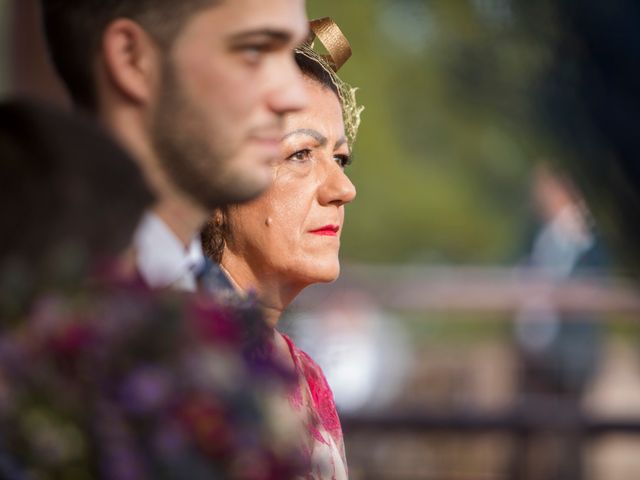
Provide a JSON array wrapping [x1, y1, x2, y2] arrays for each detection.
[[282, 129, 328, 146], [228, 29, 293, 43]]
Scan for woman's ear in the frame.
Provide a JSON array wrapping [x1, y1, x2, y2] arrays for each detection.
[[100, 19, 161, 105]]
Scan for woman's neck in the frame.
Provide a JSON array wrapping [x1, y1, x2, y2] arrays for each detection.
[[153, 198, 206, 248], [218, 260, 301, 373], [219, 256, 305, 329]]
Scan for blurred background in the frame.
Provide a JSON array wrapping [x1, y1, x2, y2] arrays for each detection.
[[3, 0, 640, 478]]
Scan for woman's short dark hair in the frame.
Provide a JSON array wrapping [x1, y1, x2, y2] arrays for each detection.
[[202, 206, 229, 264], [294, 52, 340, 99]]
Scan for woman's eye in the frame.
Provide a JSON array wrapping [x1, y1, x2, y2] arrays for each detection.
[[288, 149, 312, 163], [334, 154, 352, 168]]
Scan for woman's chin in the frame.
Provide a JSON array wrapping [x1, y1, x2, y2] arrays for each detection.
[[294, 262, 340, 286]]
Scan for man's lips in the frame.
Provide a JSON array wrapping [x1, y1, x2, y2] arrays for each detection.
[[309, 225, 340, 236]]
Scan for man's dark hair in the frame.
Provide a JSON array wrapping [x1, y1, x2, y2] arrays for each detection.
[[40, 0, 217, 110]]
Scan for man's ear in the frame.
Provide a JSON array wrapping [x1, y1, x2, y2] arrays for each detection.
[[100, 19, 161, 105]]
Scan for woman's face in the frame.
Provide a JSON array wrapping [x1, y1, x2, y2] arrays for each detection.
[[223, 76, 356, 288]]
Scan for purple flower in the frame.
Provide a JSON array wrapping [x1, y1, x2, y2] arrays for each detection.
[[191, 301, 242, 345], [118, 366, 172, 415]]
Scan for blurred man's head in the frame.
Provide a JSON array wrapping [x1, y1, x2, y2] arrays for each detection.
[[0, 99, 153, 302], [41, 0, 309, 211]]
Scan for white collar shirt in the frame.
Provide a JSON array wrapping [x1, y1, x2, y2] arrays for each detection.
[[133, 212, 205, 292]]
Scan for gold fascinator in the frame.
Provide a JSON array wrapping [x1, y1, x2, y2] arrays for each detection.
[[296, 18, 364, 148]]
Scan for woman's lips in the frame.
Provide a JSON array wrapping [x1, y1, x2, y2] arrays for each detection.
[[309, 225, 340, 236]]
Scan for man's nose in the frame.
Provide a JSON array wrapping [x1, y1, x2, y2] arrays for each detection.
[[267, 55, 309, 115]]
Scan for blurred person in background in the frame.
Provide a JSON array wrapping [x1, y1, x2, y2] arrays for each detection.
[[512, 162, 608, 480], [515, 163, 608, 396], [0, 99, 308, 479], [39, 0, 309, 291], [202, 19, 362, 480]]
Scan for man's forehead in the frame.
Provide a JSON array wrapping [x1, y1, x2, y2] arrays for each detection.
[[207, 0, 308, 37]]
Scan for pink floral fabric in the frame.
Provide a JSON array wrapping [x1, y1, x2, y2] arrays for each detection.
[[281, 334, 348, 480]]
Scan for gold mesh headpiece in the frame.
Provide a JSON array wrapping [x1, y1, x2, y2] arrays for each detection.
[[296, 18, 364, 149]]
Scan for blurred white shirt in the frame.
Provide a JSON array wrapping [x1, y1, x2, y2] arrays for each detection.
[[133, 212, 205, 291]]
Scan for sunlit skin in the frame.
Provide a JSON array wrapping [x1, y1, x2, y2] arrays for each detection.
[[221, 77, 357, 331], [96, 0, 310, 246]]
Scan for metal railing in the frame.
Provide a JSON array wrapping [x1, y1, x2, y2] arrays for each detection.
[[294, 265, 640, 480]]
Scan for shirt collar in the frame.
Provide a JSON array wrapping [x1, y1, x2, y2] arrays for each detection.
[[133, 212, 205, 291]]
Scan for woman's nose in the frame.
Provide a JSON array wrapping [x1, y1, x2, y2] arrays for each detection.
[[318, 161, 357, 207]]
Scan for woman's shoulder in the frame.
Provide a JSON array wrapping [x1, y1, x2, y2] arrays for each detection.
[[280, 333, 326, 383], [280, 334, 343, 438]]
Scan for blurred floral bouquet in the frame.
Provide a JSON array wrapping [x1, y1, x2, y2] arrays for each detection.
[[0, 278, 308, 480]]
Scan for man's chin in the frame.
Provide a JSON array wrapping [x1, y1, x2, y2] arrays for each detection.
[[216, 167, 273, 205]]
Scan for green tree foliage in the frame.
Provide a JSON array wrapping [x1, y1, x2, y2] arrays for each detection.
[[308, 0, 558, 264]]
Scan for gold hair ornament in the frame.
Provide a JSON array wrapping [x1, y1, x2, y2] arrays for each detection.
[[296, 18, 363, 148]]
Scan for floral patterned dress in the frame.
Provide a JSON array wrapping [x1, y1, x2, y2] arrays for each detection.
[[281, 334, 348, 480]]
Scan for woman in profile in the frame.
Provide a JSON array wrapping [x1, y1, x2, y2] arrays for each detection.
[[202, 18, 363, 480]]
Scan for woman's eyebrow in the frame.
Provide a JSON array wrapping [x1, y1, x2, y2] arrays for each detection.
[[282, 128, 327, 146], [334, 137, 347, 149]]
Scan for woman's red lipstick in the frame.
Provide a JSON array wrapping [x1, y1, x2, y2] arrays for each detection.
[[309, 225, 340, 236]]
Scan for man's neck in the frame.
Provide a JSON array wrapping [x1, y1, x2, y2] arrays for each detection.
[[102, 106, 208, 248], [153, 197, 206, 248]]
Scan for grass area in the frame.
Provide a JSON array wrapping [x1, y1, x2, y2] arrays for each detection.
[[396, 311, 512, 345]]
